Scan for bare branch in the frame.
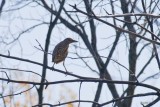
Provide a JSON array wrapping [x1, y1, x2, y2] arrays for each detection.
[[0, 85, 35, 99], [70, 4, 160, 45]]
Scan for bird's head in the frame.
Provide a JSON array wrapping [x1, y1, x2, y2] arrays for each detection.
[[64, 38, 78, 44]]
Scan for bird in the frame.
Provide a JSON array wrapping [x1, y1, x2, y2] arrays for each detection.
[[52, 38, 77, 72]]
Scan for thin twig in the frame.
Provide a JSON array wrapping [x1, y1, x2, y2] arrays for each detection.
[[0, 85, 35, 99], [0, 67, 49, 85], [78, 82, 82, 107]]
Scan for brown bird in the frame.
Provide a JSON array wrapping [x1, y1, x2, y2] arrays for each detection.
[[52, 38, 77, 72]]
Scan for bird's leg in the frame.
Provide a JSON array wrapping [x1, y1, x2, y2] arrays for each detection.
[[52, 63, 55, 71], [63, 61, 68, 73], [63, 61, 72, 75]]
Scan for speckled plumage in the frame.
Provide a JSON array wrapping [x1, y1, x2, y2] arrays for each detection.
[[52, 38, 77, 71]]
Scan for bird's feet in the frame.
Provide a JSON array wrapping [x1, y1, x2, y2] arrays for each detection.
[[52, 66, 54, 71], [65, 71, 72, 76], [52, 63, 55, 71]]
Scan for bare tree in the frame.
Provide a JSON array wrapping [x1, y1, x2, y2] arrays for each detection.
[[0, 0, 160, 107]]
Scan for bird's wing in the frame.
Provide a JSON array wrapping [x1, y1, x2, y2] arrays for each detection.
[[52, 42, 63, 61]]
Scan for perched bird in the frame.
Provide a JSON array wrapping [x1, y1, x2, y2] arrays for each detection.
[[52, 38, 77, 72]]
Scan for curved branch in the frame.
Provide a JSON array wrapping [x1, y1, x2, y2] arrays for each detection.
[[32, 100, 100, 107], [0, 67, 48, 83], [0, 53, 89, 79], [0, 78, 159, 92], [0, 85, 35, 99], [70, 4, 160, 45], [100, 92, 158, 106]]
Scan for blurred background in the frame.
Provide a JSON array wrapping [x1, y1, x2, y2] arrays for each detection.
[[0, 0, 160, 107]]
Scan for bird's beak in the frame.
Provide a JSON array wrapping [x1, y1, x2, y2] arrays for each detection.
[[72, 40, 78, 42]]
